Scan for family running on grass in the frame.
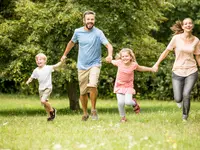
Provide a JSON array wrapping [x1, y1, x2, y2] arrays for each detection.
[[26, 11, 200, 123]]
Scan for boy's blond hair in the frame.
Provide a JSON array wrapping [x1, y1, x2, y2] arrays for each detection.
[[115, 48, 136, 62], [35, 53, 47, 63]]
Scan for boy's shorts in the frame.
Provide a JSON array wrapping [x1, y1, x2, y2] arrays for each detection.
[[39, 88, 52, 102], [78, 66, 100, 95]]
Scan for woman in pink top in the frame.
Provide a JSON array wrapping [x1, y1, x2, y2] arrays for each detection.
[[111, 48, 155, 122], [153, 18, 200, 122]]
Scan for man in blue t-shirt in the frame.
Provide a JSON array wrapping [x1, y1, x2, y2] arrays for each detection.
[[61, 10, 113, 121]]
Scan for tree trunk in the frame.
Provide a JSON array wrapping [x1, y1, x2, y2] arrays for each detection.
[[67, 81, 80, 110]]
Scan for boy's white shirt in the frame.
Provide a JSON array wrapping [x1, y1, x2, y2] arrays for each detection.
[[31, 65, 54, 90]]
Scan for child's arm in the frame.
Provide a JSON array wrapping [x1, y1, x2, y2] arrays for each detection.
[[136, 65, 155, 72], [26, 77, 33, 85], [111, 60, 115, 64], [53, 61, 63, 70]]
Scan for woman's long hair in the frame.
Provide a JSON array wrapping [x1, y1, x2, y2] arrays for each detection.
[[170, 18, 193, 35]]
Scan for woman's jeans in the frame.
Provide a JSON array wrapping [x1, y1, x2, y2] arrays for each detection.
[[172, 71, 198, 119]]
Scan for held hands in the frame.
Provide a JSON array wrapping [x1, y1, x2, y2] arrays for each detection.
[[105, 55, 113, 63], [152, 64, 159, 72], [61, 55, 66, 62]]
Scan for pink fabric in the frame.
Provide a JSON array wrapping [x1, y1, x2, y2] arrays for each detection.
[[167, 34, 200, 76], [112, 60, 138, 94]]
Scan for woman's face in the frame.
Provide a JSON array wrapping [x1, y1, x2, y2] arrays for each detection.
[[182, 18, 194, 32]]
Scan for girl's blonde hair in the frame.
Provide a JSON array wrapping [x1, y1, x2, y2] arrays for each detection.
[[35, 53, 47, 62], [170, 18, 193, 35], [115, 48, 136, 62]]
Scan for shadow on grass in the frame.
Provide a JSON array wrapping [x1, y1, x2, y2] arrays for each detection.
[[0, 105, 175, 117]]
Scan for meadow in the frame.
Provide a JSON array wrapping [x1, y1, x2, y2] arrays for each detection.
[[0, 94, 200, 150]]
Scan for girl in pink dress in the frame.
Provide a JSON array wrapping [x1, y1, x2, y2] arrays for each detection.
[[111, 48, 155, 122], [153, 18, 200, 122]]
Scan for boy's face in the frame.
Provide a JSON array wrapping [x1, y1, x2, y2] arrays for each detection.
[[36, 56, 46, 68]]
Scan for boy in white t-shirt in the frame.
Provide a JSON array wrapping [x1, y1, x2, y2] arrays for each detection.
[[26, 53, 63, 121]]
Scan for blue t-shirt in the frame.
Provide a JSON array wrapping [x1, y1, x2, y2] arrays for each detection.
[[71, 26, 109, 70]]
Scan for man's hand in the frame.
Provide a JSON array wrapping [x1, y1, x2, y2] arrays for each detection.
[[61, 55, 67, 62], [105, 55, 112, 63]]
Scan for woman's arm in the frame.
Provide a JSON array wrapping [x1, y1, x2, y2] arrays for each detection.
[[153, 49, 171, 72]]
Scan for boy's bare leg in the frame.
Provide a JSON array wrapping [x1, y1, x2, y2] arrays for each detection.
[[43, 101, 53, 112], [44, 105, 50, 117], [41, 100, 55, 120]]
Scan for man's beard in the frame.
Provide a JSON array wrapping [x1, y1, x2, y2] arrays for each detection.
[[86, 23, 94, 30]]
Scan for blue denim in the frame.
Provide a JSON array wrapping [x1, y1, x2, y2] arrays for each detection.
[[172, 71, 198, 119]]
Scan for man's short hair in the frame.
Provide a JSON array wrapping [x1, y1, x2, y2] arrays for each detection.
[[83, 10, 96, 18]]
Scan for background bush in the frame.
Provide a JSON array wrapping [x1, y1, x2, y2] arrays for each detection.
[[1, 0, 200, 101]]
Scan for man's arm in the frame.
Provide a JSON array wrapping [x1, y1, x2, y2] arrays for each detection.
[[105, 43, 113, 63], [61, 40, 75, 61]]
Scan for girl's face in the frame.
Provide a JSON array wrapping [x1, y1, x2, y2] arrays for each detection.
[[36, 56, 46, 68], [121, 51, 132, 65], [182, 18, 193, 32]]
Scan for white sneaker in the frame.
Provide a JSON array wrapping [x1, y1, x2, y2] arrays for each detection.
[[176, 102, 182, 108], [91, 110, 98, 120]]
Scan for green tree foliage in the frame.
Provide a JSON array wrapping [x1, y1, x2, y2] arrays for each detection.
[[0, 0, 177, 100], [0, 0, 81, 95]]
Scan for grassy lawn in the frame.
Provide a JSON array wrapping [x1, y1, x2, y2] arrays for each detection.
[[0, 94, 200, 150]]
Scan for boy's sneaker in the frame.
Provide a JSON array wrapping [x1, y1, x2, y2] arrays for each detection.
[[120, 117, 127, 123], [82, 114, 89, 121], [91, 110, 98, 120], [47, 116, 53, 121], [132, 98, 140, 114], [48, 108, 56, 121]]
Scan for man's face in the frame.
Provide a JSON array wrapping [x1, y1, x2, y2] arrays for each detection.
[[83, 14, 95, 30]]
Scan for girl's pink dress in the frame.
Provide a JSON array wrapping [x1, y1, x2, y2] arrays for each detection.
[[112, 60, 138, 94]]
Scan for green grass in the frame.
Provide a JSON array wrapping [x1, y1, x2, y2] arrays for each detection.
[[0, 94, 200, 150]]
